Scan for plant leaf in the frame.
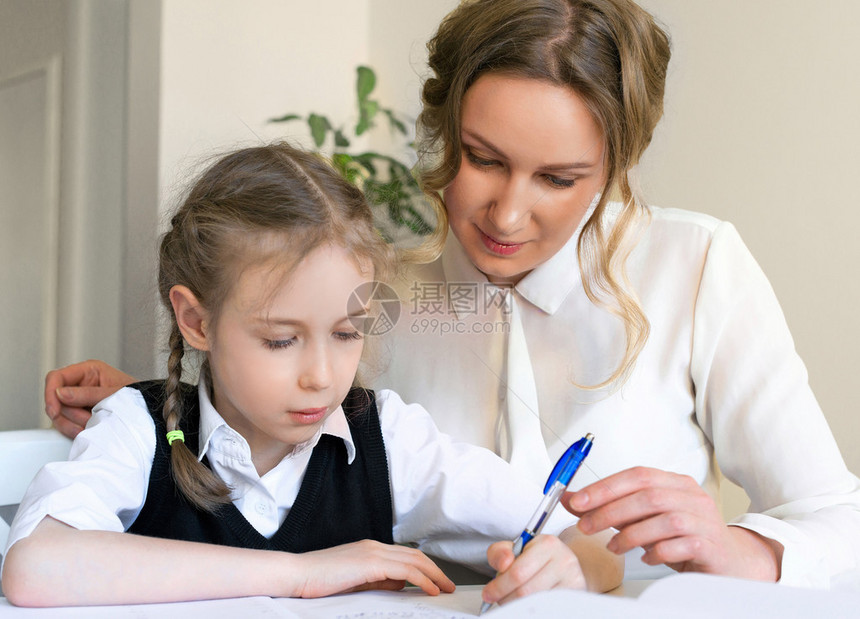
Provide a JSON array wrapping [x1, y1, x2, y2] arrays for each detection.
[[334, 129, 350, 148], [382, 109, 408, 135], [352, 153, 378, 175], [356, 100, 379, 136], [332, 153, 355, 183], [331, 152, 352, 173], [308, 113, 331, 148], [356, 66, 376, 102], [268, 113, 302, 124]]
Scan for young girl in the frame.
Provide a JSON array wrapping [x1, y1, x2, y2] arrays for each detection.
[[2, 143, 621, 607]]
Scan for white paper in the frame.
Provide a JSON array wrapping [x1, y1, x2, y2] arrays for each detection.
[[273, 587, 484, 618], [639, 572, 860, 618], [483, 587, 701, 618]]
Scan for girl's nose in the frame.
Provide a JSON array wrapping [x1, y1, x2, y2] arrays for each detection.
[[298, 344, 333, 391]]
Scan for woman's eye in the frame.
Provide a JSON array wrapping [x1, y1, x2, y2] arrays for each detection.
[[545, 175, 576, 189], [334, 331, 363, 342], [466, 150, 497, 168], [264, 338, 295, 350]]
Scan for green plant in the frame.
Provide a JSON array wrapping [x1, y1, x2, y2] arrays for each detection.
[[269, 66, 433, 238]]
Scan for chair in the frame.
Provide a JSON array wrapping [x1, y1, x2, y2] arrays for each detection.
[[0, 428, 72, 591]]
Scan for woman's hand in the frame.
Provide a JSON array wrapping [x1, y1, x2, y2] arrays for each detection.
[[481, 527, 623, 608], [565, 466, 783, 581], [294, 540, 455, 598], [44, 360, 136, 438]]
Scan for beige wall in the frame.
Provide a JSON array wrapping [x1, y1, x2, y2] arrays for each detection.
[[636, 0, 860, 506]]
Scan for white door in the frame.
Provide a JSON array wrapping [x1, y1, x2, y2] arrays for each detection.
[[0, 1, 131, 431], [0, 61, 60, 430]]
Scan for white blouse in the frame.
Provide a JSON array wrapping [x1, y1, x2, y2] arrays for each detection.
[[374, 204, 860, 587], [4, 383, 575, 575]]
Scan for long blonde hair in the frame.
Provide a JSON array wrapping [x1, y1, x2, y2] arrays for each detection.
[[416, 0, 671, 389], [157, 143, 393, 511]]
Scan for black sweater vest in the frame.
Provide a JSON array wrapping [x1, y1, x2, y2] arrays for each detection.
[[127, 380, 393, 552]]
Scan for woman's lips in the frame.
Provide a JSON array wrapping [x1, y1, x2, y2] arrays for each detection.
[[479, 228, 524, 256]]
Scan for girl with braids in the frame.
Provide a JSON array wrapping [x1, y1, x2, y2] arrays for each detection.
[[42, 0, 860, 591], [3, 142, 623, 607]]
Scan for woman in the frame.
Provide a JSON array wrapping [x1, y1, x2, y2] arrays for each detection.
[[44, 0, 860, 589]]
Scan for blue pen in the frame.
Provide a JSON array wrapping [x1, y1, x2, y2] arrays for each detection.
[[479, 433, 594, 615]]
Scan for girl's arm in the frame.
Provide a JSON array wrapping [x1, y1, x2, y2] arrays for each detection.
[[2, 516, 453, 607]]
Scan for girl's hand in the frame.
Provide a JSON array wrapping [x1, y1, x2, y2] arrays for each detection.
[[44, 360, 136, 438], [481, 534, 586, 607], [293, 540, 455, 598], [565, 466, 783, 580]]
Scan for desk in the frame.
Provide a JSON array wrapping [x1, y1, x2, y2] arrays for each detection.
[[4, 575, 857, 618], [607, 578, 654, 598]]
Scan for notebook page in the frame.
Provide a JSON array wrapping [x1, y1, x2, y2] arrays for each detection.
[[639, 572, 860, 618]]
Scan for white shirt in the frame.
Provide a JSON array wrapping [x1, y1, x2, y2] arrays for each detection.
[[4, 382, 574, 575], [377, 204, 860, 587]]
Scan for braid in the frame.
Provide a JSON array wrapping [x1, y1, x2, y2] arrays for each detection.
[[163, 321, 232, 513], [163, 323, 185, 434]]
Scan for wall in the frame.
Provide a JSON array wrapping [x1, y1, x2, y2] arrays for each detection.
[[368, 0, 460, 140], [159, 0, 371, 173]]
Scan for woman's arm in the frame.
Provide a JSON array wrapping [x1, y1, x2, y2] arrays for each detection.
[[2, 517, 453, 607], [44, 360, 137, 438]]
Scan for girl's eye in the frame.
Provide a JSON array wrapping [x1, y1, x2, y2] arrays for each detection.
[[545, 175, 576, 189], [264, 338, 295, 350], [334, 331, 363, 342], [466, 150, 497, 168]]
